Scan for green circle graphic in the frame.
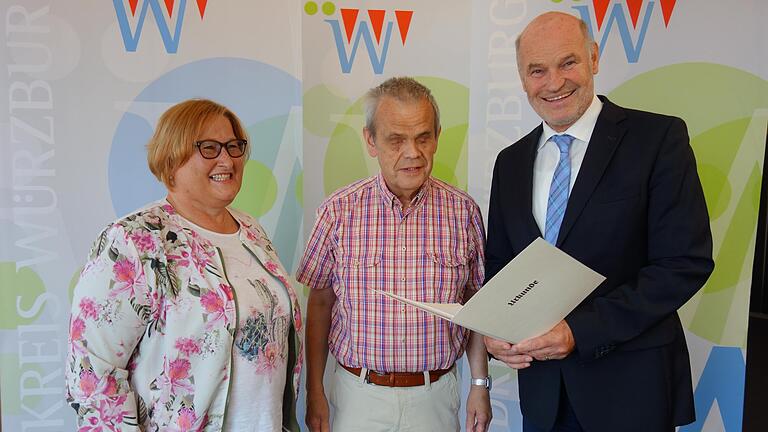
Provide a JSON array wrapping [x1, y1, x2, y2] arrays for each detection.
[[232, 160, 278, 217], [322, 2, 336, 15], [609, 63, 768, 345], [230, 113, 300, 219], [304, 1, 318, 15], [0, 263, 46, 329]]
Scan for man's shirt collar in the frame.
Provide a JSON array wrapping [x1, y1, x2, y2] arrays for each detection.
[[376, 173, 431, 210], [538, 94, 603, 150]]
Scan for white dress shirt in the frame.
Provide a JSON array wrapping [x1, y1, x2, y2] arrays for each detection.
[[532, 95, 603, 235]]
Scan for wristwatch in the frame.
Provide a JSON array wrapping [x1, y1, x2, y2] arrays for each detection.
[[471, 375, 492, 391]]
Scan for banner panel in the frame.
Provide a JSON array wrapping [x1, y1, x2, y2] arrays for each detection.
[[1, 1, 302, 430], [468, 1, 768, 431], [300, 0, 473, 427]]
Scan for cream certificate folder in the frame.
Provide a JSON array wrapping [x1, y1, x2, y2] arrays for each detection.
[[377, 238, 606, 343]]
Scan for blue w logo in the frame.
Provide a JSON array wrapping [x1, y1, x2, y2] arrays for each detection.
[[113, 0, 205, 54], [323, 9, 413, 75], [326, 19, 394, 74], [574, 1, 661, 63]]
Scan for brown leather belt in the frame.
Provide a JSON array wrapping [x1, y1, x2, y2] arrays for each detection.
[[339, 363, 452, 387]]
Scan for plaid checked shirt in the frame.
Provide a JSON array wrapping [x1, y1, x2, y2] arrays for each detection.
[[297, 174, 485, 372]]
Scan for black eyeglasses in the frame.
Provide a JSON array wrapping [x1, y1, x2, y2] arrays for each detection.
[[195, 139, 248, 159]]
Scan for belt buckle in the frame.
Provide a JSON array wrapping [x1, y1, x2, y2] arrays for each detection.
[[364, 369, 376, 385], [366, 369, 389, 385]]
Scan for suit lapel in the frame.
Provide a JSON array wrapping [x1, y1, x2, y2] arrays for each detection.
[[518, 126, 544, 239], [558, 98, 627, 246]]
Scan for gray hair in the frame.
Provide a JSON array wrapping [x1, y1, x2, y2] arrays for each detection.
[[363, 77, 441, 138]]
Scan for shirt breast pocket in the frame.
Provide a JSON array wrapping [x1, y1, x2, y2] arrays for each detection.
[[338, 254, 381, 299], [424, 251, 471, 303]]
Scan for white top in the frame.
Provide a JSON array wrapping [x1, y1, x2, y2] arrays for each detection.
[[532, 95, 603, 235], [179, 216, 290, 432]]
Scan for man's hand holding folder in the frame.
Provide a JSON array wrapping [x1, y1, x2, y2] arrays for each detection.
[[484, 320, 576, 369]]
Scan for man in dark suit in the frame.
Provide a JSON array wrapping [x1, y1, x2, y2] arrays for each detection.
[[483, 12, 714, 432]]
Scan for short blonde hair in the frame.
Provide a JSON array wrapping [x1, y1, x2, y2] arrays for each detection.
[[147, 99, 249, 187]]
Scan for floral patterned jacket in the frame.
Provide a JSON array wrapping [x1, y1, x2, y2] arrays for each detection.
[[65, 201, 303, 432]]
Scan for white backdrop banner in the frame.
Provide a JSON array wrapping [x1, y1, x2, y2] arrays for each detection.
[[1, 1, 303, 430], [300, 0, 473, 426], [468, 1, 768, 431]]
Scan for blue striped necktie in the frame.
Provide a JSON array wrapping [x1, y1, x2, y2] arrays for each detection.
[[544, 134, 575, 244]]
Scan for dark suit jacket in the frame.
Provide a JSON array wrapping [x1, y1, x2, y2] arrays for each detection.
[[485, 97, 714, 432]]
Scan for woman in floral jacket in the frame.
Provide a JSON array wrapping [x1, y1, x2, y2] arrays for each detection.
[[66, 99, 303, 431]]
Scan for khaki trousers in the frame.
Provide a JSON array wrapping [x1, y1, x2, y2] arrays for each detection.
[[329, 363, 460, 432]]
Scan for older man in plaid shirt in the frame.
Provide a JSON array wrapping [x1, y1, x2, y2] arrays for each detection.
[[297, 77, 492, 432]]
